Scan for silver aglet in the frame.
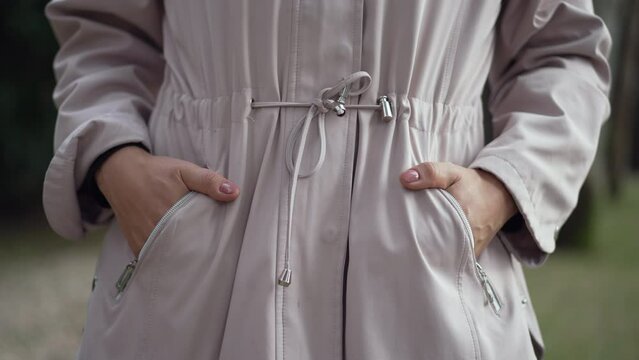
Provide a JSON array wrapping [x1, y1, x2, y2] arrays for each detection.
[[334, 85, 350, 117], [277, 267, 292, 287], [377, 95, 393, 122]]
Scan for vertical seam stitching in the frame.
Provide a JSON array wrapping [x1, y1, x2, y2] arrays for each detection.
[[291, 0, 302, 102], [437, 1, 467, 104], [281, 1, 302, 360]]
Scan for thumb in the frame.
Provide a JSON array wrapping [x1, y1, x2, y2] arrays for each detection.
[[399, 162, 463, 190], [179, 163, 240, 202]]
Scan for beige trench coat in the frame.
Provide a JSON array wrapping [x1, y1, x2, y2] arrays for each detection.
[[43, 0, 611, 359]]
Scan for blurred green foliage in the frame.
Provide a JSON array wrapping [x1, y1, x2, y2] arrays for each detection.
[[526, 176, 639, 359], [0, 0, 57, 220]]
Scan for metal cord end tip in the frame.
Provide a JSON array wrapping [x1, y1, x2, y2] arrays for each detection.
[[277, 268, 292, 287], [377, 95, 394, 122]]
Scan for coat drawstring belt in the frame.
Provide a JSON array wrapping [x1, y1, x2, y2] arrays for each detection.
[[250, 71, 393, 287]]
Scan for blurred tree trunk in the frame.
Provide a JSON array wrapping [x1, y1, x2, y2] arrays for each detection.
[[607, 0, 639, 196], [632, 100, 639, 170], [558, 0, 638, 248], [557, 178, 596, 249]]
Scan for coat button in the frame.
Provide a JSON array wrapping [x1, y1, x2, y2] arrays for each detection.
[[521, 298, 528, 305]]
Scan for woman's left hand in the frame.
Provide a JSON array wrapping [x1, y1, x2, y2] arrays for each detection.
[[399, 162, 518, 257]]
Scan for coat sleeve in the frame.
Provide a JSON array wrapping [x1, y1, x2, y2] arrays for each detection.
[[469, 0, 612, 265], [43, 0, 164, 240]]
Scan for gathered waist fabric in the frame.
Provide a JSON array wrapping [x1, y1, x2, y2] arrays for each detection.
[[156, 71, 484, 134], [250, 71, 394, 287]]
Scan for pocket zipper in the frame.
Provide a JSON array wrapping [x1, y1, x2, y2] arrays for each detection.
[[475, 262, 502, 314], [438, 189, 503, 315], [115, 259, 137, 297], [114, 191, 197, 299]]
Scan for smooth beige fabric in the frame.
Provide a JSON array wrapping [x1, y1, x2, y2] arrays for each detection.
[[43, 0, 611, 359]]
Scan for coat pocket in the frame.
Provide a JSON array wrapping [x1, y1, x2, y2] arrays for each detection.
[[437, 188, 503, 316], [113, 190, 198, 300]]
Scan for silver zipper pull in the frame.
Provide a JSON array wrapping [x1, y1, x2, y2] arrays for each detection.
[[475, 262, 502, 314], [377, 95, 393, 122], [115, 259, 138, 295]]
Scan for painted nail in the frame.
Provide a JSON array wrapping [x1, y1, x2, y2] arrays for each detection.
[[219, 181, 235, 194], [401, 169, 420, 183]]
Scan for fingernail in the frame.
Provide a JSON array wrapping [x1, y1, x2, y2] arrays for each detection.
[[401, 169, 420, 183], [219, 181, 236, 194]]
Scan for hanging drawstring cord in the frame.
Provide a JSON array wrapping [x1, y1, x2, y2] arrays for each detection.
[[250, 71, 393, 287]]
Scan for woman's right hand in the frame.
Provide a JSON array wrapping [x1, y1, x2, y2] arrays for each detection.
[[95, 145, 240, 257]]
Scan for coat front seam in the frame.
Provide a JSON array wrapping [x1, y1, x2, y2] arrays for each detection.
[[290, 0, 302, 102], [437, 0, 467, 104], [279, 1, 303, 360], [332, 2, 365, 359]]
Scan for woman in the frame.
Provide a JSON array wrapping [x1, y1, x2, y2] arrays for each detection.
[[43, 0, 611, 359]]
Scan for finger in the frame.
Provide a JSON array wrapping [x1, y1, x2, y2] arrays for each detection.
[[179, 163, 240, 202], [399, 162, 464, 190]]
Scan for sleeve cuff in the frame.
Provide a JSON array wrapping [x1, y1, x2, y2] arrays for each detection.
[[43, 113, 151, 240], [80, 141, 150, 210], [469, 154, 557, 266]]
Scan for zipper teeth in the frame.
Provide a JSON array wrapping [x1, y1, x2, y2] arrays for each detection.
[[137, 191, 196, 260], [438, 190, 476, 254], [438, 189, 502, 314], [115, 191, 197, 298], [438, 190, 478, 278]]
